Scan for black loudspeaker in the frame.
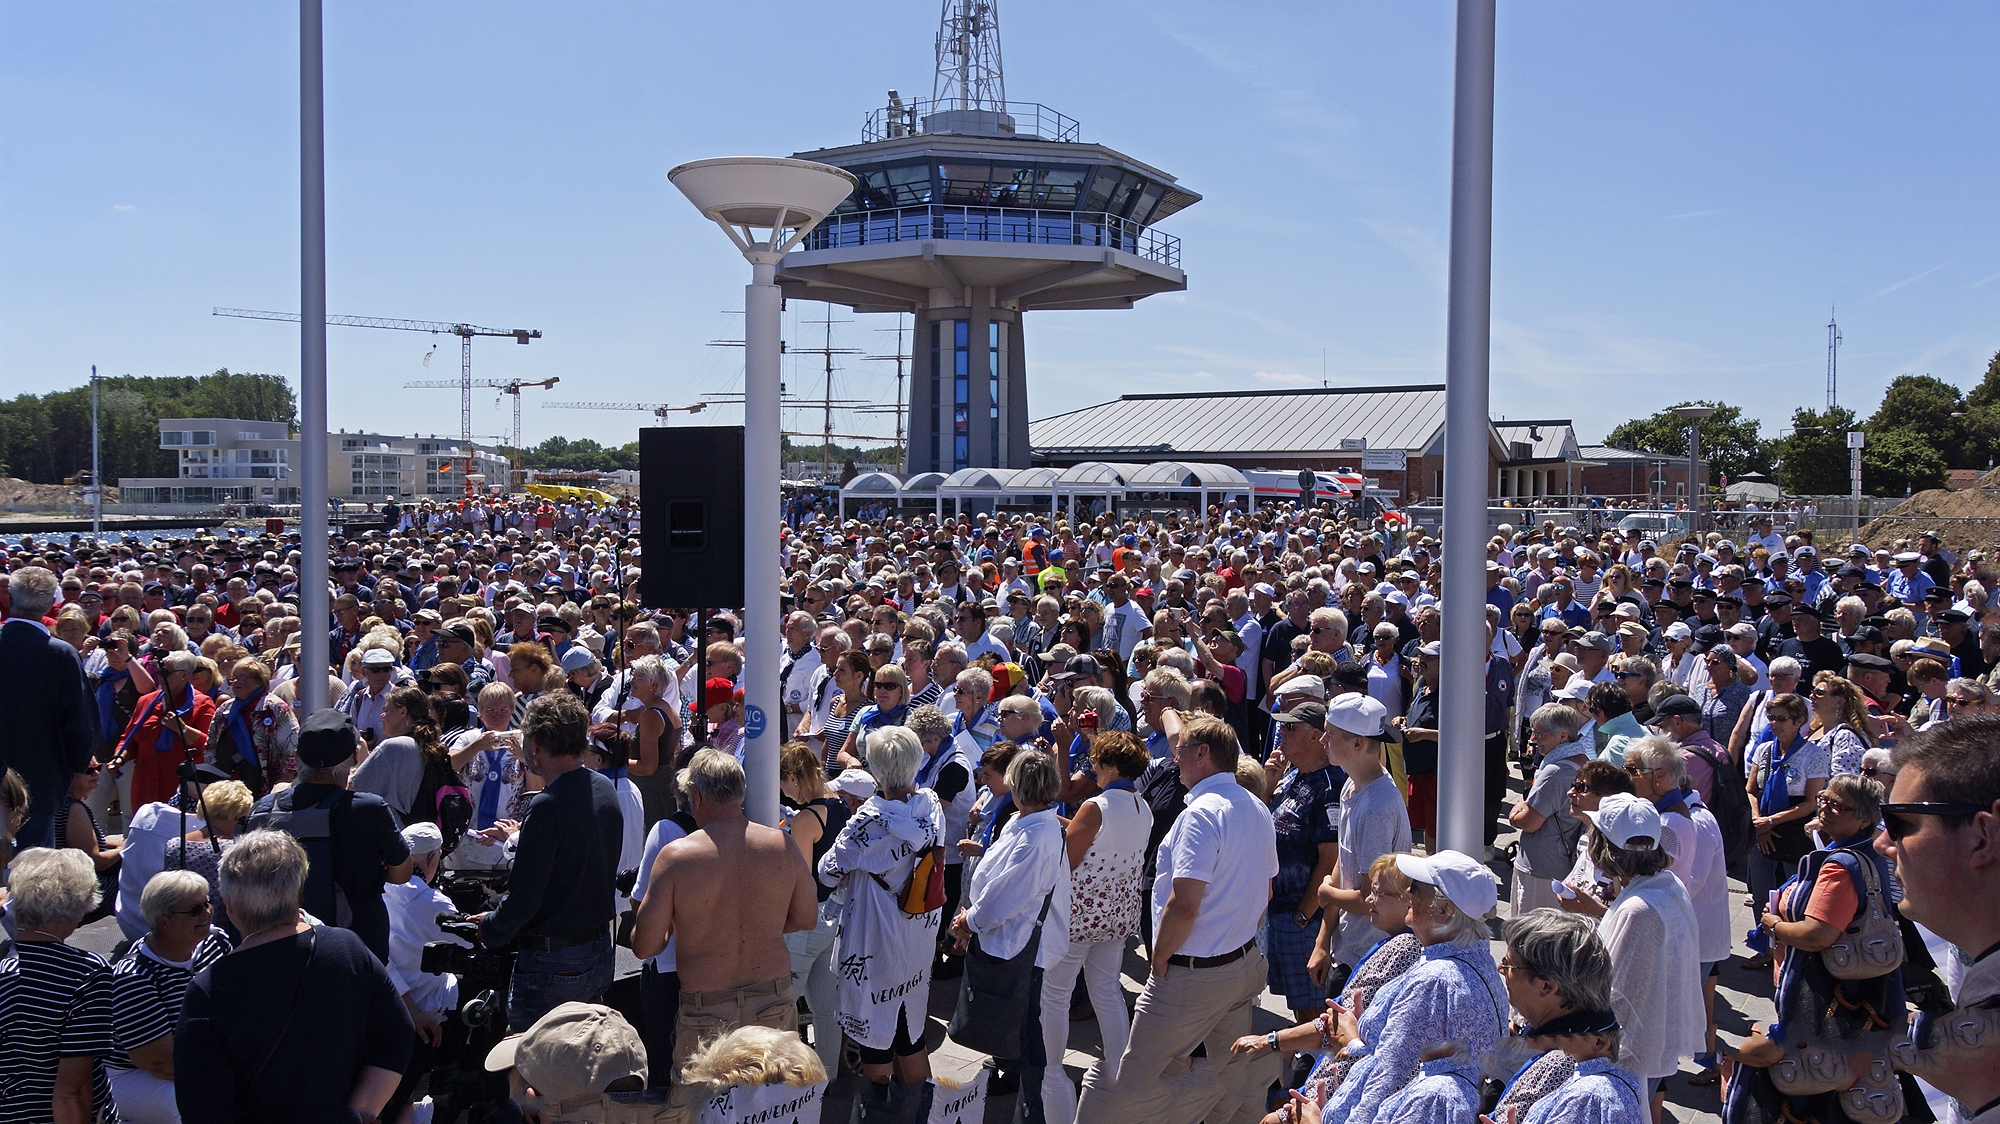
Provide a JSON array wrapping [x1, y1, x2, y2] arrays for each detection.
[[639, 426, 744, 609]]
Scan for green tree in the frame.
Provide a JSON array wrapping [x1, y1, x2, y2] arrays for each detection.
[[1605, 401, 1770, 483], [1862, 427, 1948, 496], [0, 370, 295, 485], [1770, 405, 1859, 495], [1867, 374, 1967, 466]]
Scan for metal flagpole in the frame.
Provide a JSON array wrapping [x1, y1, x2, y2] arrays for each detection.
[[1437, 0, 1497, 858], [298, 0, 331, 711]]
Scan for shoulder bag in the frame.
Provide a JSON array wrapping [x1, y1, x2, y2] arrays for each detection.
[[947, 890, 1054, 1059]]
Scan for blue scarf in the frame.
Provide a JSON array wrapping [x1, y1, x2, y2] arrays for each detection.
[[475, 748, 509, 828], [95, 667, 131, 741], [120, 684, 198, 756], [225, 688, 266, 769], [1760, 732, 1808, 815], [1102, 779, 1136, 793], [1653, 786, 1689, 817], [978, 792, 1015, 846]]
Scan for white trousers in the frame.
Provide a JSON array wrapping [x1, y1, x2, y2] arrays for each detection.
[[109, 1066, 179, 1124], [1040, 935, 1136, 1124]]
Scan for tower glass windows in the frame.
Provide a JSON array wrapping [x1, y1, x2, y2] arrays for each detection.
[[989, 321, 1000, 466]]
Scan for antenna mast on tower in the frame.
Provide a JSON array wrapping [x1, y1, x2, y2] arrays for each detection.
[[934, 0, 1005, 111], [1827, 307, 1843, 410]]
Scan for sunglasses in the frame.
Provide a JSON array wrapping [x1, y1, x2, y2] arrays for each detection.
[[1567, 781, 1594, 793], [1880, 801, 1987, 841], [172, 900, 215, 918]]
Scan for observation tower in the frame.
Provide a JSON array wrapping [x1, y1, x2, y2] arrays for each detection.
[[782, 0, 1198, 473]]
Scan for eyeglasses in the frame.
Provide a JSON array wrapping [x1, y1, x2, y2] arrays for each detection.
[[1567, 781, 1593, 793], [1814, 794, 1854, 817], [171, 900, 214, 918], [1880, 801, 1988, 841], [1861, 764, 1893, 779]]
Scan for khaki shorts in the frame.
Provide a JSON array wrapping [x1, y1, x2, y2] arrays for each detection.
[[671, 975, 798, 1081]]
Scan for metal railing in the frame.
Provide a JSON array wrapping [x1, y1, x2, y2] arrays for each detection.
[[864, 99, 1080, 143], [801, 205, 1180, 269]]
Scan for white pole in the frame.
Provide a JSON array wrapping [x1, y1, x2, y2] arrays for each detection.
[[298, 0, 330, 712], [743, 261, 784, 828], [91, 367, 101, 535], [1438, 0, 1496, 858]]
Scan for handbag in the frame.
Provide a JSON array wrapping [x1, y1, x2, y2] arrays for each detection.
[[1822, 849, 1904, 981], [946, 891, 1054, 1059]]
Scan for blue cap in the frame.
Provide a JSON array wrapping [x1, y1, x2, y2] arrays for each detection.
[[491, 563, 511, 573], [1121, 534, 1137, 546], [1048, 549, 1065, 561]]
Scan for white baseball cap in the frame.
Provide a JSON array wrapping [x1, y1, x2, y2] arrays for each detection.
[[1274, 676, 1329, 701], [1325, 693, 1389, 738], [1396, 850, 1499, 918], [1585, 792, 1663, 850]]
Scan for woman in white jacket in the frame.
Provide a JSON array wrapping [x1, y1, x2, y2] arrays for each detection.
[[950, 748, 1071, 1124], [817, 725, 946, 1123], [1586, 793, 1705, 1122]]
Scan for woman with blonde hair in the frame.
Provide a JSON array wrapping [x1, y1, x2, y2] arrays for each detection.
[[780, 740, 849, 1073], [1805, 671, 1872, 776]]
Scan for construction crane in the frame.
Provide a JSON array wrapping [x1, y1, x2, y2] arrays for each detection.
[[543, 401, 709, 426], [212, 306, 541, 454], [405, 376, 560, 448]]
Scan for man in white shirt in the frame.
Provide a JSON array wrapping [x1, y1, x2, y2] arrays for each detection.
[[1076, 713, 1280, 1124], [114, 769, 216, 941], [1098, 574, 1153, 663], [952, 604, 1010, 664], [384, 823, 468, 1049]]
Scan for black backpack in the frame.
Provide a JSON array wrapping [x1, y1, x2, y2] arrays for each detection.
[[251, 789, 354, 928], [1685, 738, 1753, 869]]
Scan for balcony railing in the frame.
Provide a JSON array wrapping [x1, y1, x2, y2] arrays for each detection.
[[800, 205, 1180, 270], [864, 99, 1080, 144]]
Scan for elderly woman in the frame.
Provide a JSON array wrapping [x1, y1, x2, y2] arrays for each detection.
[[174, 830, 413, 1122], [951, 666, 1000, 750], [2, 848, 120, 1124], [1622, 734, 1732, 1084], [1731, 774, 1904, 1116], [445, 681, 532, 869], [110, 649, 218, 809], [1744, 692, 1828, 967], [1489, 910, 1642, 1123], [1586, 794, 1704, 1113], [207, 656, 299, 794], [162, 779, 256, 912], [104, 869, 234, 1124], [1311, 850, 1507, 1124], [1697, 647, 1754, 747], [818, 725, 947, 1121], [1238, 854, 1422, 1121], [1039, 731, 1152, 1119], [1511, 703, 1592, 915], [838, 662, 911, 772], [950, 749, 1070, 1123], [621, 654, 678, 829]]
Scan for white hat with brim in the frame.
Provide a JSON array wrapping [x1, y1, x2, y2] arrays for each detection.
[[1585, 792, 1664, 850], [1396, 850, 1499, 919]]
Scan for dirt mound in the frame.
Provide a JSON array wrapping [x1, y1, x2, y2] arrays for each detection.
[[1857, 482, 2000, 558], [0, 477, 116, 507]]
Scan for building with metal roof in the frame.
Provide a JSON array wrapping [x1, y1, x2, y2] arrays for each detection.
[[1028, 384, 1514, 503]]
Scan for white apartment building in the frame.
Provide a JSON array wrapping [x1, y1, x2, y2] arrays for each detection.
[[118, 419, 509, 505]]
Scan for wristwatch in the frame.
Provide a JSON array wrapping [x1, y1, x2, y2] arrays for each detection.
[[1267, 1031, 1282, 1054]]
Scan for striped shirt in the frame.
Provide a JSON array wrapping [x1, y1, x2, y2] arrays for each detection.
[[0, 941, 120, 1124], [910, 683, 944, 711], [108, 931, 234, 1071]]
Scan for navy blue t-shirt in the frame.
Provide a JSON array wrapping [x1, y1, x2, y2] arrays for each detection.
[[1269, 763, 1341, 911]]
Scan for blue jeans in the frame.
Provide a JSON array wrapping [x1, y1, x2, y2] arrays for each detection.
[[507, 930, 615, 1032]]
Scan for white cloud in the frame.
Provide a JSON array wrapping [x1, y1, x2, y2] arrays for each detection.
[[111, 204, 134, 212], [1663, 209, 1725, 221], [1252, 370, 1314, 384], [1867, 262, 1948, 300]]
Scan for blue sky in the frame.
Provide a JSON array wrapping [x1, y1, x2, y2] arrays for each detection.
[[5, 2, 1998, 454]]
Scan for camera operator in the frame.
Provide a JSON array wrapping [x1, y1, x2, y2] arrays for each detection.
[[382, 821, 471, 1122], [248, 708, 414, 963], [474, 691, 624, 1032]]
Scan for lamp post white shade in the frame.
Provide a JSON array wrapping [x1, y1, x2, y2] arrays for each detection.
[[669, 157, 857, 264], [669, 155, 852, 828]]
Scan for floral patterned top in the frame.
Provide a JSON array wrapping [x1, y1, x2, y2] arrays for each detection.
[[1065, 783, 1152, 946]]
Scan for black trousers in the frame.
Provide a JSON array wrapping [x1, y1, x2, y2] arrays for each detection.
[[1484, 732, 1509, 846], [639, 963, 682, 1090]]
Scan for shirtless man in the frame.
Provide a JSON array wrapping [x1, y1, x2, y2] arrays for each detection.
[[632, 748, 817, 1076]]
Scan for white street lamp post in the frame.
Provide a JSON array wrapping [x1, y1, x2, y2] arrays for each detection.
[[669, 157, 856, 826]]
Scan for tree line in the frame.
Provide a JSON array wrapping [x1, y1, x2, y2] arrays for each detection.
[[1606, 347, 2000, 497], [0, 371, 297, 486]]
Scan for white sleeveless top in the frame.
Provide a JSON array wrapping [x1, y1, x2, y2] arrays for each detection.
[[1067, 785, 1153, 946]]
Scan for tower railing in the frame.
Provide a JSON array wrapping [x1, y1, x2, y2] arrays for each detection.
[[863, 99, 1081, 143], [798, 205, 1180, 269]]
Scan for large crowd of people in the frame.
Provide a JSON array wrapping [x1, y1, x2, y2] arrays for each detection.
[[1, 492, 1998, 1124]]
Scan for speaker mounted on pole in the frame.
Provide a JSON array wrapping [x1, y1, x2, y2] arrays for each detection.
[[639, 426, 745, 610]]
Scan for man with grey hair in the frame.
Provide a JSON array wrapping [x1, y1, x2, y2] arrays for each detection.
[[0, 565, 97, 857], [633, 748, 818, 1077]]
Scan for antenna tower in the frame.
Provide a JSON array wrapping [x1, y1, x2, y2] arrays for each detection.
[[934, 0, 1005, 110], [1827, 307, 1842, 410]]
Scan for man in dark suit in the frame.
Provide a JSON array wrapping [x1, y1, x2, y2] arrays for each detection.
[[0, 566, 97, 859]]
